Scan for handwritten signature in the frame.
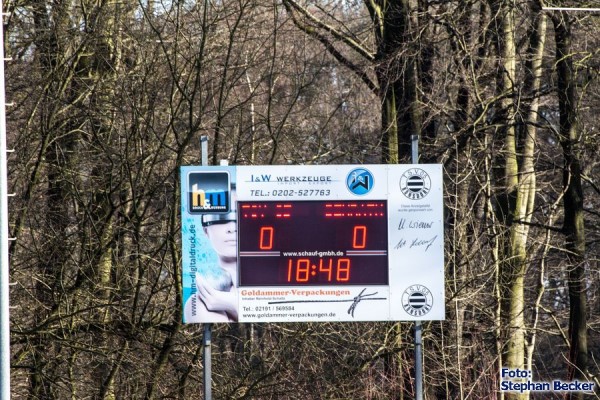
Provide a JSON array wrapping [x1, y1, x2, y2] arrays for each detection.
[[347, 288, 381, 317], [268, 288, 386, 318], [395, 235, 437, 251]]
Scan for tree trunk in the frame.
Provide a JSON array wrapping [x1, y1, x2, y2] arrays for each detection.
[[490, 1, 537, 398], [373, 0, 421, 162], [553, 13, 588, 399], [521, 0, 547, 375]]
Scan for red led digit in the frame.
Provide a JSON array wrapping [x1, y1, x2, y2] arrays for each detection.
[[336, 259, 351, 281], [259, 226, 274, 250], [319, 258, 333, 281], [287, 259, 293, 282], [296, 259, 310, 282], [352, 225, 367, 249]]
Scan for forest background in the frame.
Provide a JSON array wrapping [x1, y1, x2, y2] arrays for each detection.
[[2, 0, 600, 399]]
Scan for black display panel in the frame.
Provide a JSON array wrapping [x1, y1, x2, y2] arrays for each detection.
[[238, 200, 388, 286]]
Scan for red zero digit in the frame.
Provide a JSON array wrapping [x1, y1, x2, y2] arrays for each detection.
[[297, 259, 310, 282], [337, 259, 351, 281], [259, 226, 274, 250], [352, 225, 367, 249]]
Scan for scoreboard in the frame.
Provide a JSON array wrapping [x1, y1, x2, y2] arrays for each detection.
[[181, 165, 444, 323], [238, 200, 389, 286]]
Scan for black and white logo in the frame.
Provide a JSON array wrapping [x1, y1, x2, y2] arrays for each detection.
[[400, 168, 431, 200], [402, 285, 433, 317]]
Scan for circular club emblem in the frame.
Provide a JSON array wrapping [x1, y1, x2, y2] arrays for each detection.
[[402, 285, 433, 317], [400, 168, 431, 200], [346, 168, 374, 195]]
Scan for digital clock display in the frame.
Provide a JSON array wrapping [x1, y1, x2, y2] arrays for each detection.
[[238, 200, 389, 286]]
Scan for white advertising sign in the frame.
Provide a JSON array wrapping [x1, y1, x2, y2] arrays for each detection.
[[181, 165, 444, 323]]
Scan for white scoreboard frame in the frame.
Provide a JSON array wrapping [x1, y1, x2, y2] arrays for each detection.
[[181, 164, 444, 323]]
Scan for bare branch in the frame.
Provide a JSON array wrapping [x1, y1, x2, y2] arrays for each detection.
[[282, 1, 379, 94], [282, 0, 375, 62]]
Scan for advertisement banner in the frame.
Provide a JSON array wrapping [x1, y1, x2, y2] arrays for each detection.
[[181, 165, 444, 323]]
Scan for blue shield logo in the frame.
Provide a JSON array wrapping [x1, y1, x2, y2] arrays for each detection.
[[346, 168, 374, 195]]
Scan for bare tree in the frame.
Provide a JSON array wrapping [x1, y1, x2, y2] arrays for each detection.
[[3, 0, 600, 399], [551, 10, 588, 400]]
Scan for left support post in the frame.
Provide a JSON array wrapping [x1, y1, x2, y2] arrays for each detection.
[[0, 2, 12, 399], [200, 135, 212, 400], [203, 324, 212, 400]]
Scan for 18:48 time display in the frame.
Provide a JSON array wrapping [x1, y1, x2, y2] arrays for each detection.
[[287, 258, 351, 283]]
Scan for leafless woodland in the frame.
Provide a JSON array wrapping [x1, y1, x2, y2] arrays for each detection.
[[3, 0, 600, 399]]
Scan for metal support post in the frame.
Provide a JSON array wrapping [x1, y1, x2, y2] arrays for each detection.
[[203, 323, 212, 400], [201, 136, 209, 167], [415, 321, 423, 400], [411, 134, 419, 164], [200, 135, 212, 400], [0, 2, 11, 399], [411, 133, 423, 400]]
